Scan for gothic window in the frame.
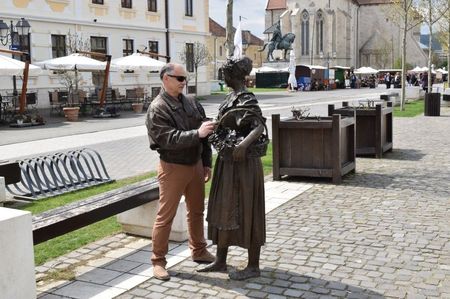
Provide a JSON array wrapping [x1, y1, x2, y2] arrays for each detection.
[[316, 10, 324, 54], [301, 10, 309, 56]]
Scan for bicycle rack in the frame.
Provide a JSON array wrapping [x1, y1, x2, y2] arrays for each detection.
[[4, 148, 113, 200]]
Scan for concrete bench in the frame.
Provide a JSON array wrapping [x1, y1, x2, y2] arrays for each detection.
[[32, 178, 159, 244]]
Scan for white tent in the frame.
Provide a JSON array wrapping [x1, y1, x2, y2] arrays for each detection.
[[0, 54, 42, 76], [435, 68, 448, 74], [111, 53, 165, 72], [36, 53, 107, 71], [354, 66, 378, 74]]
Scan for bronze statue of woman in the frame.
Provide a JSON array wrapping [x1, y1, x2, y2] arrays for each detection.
[[198, 57, 267, 280]]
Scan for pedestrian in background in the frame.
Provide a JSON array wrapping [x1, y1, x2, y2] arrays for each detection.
[[146, 63, 216, 280]]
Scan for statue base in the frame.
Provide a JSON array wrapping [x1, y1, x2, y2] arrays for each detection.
[[262, 61, 290, 70]]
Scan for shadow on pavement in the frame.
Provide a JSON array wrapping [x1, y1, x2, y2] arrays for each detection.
[[171, 266, 385, 298]]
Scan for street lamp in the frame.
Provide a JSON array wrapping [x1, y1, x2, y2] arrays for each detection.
[[0, 18, 31, 46], [320, 51, 336, 90], [0, 18, 31, 96]]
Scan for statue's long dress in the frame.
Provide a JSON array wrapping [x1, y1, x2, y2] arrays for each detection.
[[206, 92, 266, 249]]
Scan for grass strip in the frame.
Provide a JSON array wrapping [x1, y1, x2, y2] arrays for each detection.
[[394, 99, 424, 117], [212, 87, 285, 95]]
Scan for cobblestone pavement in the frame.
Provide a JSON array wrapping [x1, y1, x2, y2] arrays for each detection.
[[38, 108, 450, 299]]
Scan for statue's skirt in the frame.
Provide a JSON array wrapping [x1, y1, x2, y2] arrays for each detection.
[[206, 155, 266, 249]]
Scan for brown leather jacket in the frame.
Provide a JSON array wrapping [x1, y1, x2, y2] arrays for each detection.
[[146, 91, 212, 167]]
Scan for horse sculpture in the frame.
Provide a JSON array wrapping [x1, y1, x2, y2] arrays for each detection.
[[259, 33, 296, 61]]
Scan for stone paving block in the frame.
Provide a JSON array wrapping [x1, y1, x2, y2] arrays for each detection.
[[77, 267, 123, 285], [53, 281, 124, 298]]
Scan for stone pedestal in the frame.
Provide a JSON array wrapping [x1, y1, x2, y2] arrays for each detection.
[[117, 197, 188, 242], [405, 86, 421, 100], [0, 207, 36, 299], [0, 177, 6, 206]]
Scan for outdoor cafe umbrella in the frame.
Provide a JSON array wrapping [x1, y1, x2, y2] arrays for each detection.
[[0, 52, 42, 114], [0, 54, 42, 76], [36, 53, 109, 106], [287, 50, 297, 91], [111, 52, 165, 72]]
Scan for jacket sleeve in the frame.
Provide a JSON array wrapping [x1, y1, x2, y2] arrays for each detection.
[[195, 100, 213, 168], [146, 105, 200, 150]]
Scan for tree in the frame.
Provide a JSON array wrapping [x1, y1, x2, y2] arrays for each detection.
[[57, 31, 91, 105], [388, 0, 424, 110], [418, 0, 448, 93], [179, 42, 211, 95]]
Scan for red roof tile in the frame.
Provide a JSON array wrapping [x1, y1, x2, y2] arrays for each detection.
[[266, 0, 287, 10]]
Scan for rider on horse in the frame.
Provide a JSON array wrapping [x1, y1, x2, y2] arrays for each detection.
[[270, 21, 282, 50]]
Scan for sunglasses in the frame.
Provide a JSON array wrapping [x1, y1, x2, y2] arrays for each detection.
[[167, 74, 187, 82]]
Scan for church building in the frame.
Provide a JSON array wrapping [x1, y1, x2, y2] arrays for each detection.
[[265, 0, 427, 68]]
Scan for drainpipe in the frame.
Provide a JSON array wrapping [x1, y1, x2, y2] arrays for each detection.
[[165, 0, 170, 62]]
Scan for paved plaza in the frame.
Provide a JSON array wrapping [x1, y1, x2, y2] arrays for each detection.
[[31, 106, 450, 299]]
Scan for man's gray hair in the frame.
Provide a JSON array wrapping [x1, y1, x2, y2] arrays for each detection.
[[159, 64, 175, 80]]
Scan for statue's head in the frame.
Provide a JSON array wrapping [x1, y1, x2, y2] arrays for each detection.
[[222, 57, 253, 86]]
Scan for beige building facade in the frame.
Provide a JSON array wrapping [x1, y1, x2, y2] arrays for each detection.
[[265, 0, 427, 69], [0, 0, 211, 109]]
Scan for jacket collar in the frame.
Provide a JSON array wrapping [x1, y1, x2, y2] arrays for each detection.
[[160, 91, 183, 110]]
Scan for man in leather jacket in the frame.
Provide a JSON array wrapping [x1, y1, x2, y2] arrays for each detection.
[[146, 63, 216, 280]]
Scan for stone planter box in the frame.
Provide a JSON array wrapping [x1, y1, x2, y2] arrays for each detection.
[[272, 113, 356, 184], [424, 93, 441, 116], [328, 101, 393, 158]]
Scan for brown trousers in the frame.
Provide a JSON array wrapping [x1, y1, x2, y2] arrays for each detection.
[[151, 159, 207, 266]]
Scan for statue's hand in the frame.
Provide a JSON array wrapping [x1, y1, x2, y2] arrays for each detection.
[[233, 144, 246, 162]]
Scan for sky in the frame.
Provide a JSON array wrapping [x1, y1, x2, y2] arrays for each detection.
[[209, 0, 267, 39]]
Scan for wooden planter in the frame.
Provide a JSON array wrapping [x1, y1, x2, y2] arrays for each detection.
[[272, 113, 356, 184], [131, 102, 144, 113], [328, 102, 393, 158]]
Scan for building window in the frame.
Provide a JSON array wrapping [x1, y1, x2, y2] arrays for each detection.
[[91, 36, 108, 59], [121, 0, 132, 8], [123, 39, 134, 56], [148, 41, 159, 59], [185, 0, 193, 17], [92, 0, 103, 4], [219, 46, 222, 57], [148, 0, 157, 12], [301, 10, 309, 56], [12, 32, 31, 61], [316, 11, 324, 54], [186, 43, 194, 72], [51, 35, 66, 58]]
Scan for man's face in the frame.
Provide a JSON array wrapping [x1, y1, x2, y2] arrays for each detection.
[[163, 65, 187, 96]]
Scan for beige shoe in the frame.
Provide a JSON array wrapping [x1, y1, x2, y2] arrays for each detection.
[[153, 265, 170, 281], [192, 250, 216, 263]]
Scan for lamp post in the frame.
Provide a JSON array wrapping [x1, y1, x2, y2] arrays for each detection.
[[0, 18, 31, 96], [320, 51, 336, 90]]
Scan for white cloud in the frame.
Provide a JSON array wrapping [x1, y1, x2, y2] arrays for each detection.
[[209, 0, 267, 39]]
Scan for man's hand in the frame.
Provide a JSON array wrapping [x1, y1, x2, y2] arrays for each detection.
[[204, 167, 212, 182], [198, 121, 216, 138]]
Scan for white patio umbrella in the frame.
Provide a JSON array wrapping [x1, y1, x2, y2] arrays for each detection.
[[36, 53, 110, 107], [287, 50, 297, 91], [111, 52, 165, 72], [354, 66, 378, 74], [36, 53, 107, 71], [0, 54, 42, 76]]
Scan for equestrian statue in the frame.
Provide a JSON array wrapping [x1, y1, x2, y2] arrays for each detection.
[[259, 22, 296, 61]]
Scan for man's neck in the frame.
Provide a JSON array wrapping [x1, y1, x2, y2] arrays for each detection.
[[165, 90, 181, 100]]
